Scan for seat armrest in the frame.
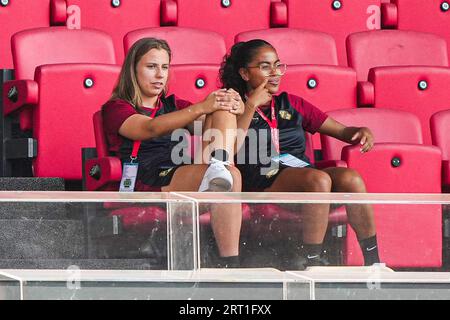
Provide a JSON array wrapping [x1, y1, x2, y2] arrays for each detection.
[[84, 157, 122, 191], [3, 80, 38, 116]]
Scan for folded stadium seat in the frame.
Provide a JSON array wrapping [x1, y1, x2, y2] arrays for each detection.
[[2, 27, 116, 178], [281, 0, 384, 65], [53, 0, 161, 63], [346, 30, 449, 81], [356, 66, 450, 145], [431, 109, 450, 192], [321, 108, 442, 268], [382, 0, 450, 63], [0, 0, 62, 70], [124, 27, 227, 65], [159, 0, 287, 49], [236, 28, 358, 150]]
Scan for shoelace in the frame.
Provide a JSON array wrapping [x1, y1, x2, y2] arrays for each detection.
[[209, 157, 231, 167]]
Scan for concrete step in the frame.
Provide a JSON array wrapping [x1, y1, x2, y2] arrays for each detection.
[[0, 219, 83, 259], [0, 178, 65, 191], [0, 178, 69, 219], [0, 259, 163, 270]]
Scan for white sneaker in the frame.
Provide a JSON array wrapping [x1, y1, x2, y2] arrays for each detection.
[[198, 158, 233, 192]]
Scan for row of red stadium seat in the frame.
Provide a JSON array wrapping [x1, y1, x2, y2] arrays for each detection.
[[2, 27, 450, 183], [2, 0, 450, 68]]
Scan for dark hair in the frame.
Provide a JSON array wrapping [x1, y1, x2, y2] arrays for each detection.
[[111, 38, 172, 108], [219, 39, 275, 99]]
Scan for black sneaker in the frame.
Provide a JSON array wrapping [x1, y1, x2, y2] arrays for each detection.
[[291, 251, 331, 270]]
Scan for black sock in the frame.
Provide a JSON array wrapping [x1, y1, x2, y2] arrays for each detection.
[[211, 149, 229, 162], [215, 255, 240, 268], [301, 243, 323, 265], [359, 235, 380, 266]]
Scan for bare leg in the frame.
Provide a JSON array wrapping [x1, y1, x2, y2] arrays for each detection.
[[202, 110, 237, 163], [264, 167, 331, 244], [323, 167, 376, 240]]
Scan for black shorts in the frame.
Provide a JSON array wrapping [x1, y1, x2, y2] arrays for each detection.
[[137, 165, 182, 190], [239, 163, 313, 191]]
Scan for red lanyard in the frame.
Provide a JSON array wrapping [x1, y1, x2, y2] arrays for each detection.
[[255, 99, 280, 153], [130, 99, 162, 161]]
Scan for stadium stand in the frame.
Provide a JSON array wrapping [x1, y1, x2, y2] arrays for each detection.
[[321, 108, 442, 267], [281, 0, 383, 65], [54, 0, 161, 63]]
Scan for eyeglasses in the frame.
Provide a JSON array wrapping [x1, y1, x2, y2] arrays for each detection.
[[247, 62, 287, 76]]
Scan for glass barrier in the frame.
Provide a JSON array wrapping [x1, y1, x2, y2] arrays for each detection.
[[1, 269, 310, 300], [0, 192, 197, 271], [0, 191, 450, 300], [0, 271, 22, 300]]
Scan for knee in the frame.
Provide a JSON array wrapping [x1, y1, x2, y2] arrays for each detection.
[[340, 169, 367, 192], [305, 170, 332, 192], [229, 166, 242, 192]]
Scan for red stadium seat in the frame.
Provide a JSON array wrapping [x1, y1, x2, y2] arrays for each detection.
[[357, 66, 450, 145], [321, 108, 423, 160], [321, 108, 442, 268], [382, 0, 450, 62], [160, 0, 286, 49], [281, 0, 383, 65], [2, 27, 117, 178], [55, 0, 161, 63], [0, 0, 61, 70], [431, 109, 450, 191], [235, 28, 338, 65], [16, 64, 120, 179], [124, 27, 227, 65], [347, 30, 449, 81], [280, 65, 357, 150]]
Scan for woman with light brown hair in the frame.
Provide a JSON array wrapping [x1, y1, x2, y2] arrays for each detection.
[[102, 38, 243, 268]]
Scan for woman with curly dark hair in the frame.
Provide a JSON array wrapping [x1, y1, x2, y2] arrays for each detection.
[[220, 39, 381, 269]]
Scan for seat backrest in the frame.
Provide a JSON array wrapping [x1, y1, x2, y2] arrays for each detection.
[[124, 27, 227, 65], [321, 108, 423, 160], [0, 0, 54, 69], [61, 0, 161, 63], [33, 63, 121, 179], [392, 0, 450, 62], [279, 65, 357, 150], [283, 0, 383, 65], [347, 30, 449, 81], [12, 27, 116, 80], [368, 66, 450, 145], [235, 28, 338, 65], [163, 0, 274, 48], [280, 65, 357, 111], [167, 64, 221, 104], [431, 109, 450, 161]]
